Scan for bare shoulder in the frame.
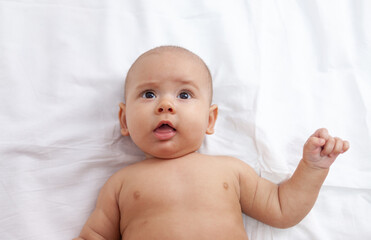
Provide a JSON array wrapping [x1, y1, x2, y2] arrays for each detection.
[[205, 154, 257, 174], [199, 154, 259, 189], [97, 169, 125, 201], [101, 162, 141, 193]]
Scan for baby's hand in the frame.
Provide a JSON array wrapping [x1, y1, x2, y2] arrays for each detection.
[[303, 128, 350, 169]]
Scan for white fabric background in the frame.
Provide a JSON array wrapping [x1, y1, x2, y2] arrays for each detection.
[[0, 0, 370, 239]]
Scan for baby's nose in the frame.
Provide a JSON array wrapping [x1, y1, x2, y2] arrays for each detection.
[[158, 106, 174, 113], [156, 100, 175, 114]]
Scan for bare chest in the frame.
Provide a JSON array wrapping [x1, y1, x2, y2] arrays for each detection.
[[116, 156, 247, 239], [118, 160, 241, 219]]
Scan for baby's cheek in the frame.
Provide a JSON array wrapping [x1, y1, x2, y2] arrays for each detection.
[[126, 118, 149, 143], [186, 119, 208, 144]]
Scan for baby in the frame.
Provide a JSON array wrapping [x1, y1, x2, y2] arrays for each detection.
[[74, 46, 349, 240]]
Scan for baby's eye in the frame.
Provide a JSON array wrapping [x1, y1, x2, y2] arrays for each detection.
[[178, 91, 192, 100], [142, 91, 156, 99]]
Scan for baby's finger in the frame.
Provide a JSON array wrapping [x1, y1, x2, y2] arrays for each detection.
[[330, 137, 344, 157], [321, 136, 335, 156], [342, 140, 350, 153], [305, 136, 326, 151], [316, 128, 330, 140]]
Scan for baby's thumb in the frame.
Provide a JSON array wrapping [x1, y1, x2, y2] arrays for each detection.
[[305, 136, 326, 151]]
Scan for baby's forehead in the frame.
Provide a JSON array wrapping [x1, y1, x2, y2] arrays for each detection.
[[124, 46, 213, 101]]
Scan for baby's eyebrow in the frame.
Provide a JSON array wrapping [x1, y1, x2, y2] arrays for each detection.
[[134, 79, 199, 91], [173, 78, 199, 89], [135, 81, 160, 91]]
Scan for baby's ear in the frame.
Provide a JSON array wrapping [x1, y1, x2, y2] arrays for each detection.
[[206, 104, 218, 135], [119, 102, 130, 136]]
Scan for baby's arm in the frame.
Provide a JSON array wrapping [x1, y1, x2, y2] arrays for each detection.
[[239, 128, 349, 228], [73, 173, 122, 240]]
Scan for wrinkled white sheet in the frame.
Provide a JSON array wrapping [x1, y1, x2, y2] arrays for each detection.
[[1, 0, 370, 239]]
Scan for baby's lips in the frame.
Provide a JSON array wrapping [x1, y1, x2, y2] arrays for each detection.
[[153, 124, 176, 141], [154, 120, 176, 131]]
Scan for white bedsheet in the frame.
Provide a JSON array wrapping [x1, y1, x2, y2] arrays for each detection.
[[1, 0, 370, 239]]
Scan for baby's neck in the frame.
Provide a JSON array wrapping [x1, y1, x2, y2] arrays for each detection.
[[144, 151, 199, 161]]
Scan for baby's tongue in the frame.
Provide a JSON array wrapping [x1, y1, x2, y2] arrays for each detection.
[[156, 124, 174, 133], [154, 124, 176, 140]]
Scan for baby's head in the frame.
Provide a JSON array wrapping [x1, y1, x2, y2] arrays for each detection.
[[124, 46, 213, 104], [119, 46, 218, 159]]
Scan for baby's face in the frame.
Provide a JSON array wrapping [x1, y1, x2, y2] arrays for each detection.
[[120, 50, 217, 159]]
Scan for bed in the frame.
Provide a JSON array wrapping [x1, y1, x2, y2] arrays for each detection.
[[0, 0, 370, 239]]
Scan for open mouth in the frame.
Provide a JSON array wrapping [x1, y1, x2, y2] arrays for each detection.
[[153, 122, 176, 140], [156, 123, 176, 131]]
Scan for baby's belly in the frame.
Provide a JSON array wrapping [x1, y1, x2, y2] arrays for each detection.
[[121, 210, 248, 240]]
